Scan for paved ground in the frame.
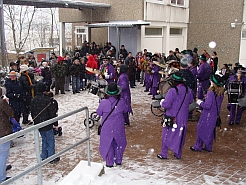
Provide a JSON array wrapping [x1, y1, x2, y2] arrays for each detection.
[[6, 81, 246, 184], [124, 83, 246, 184]]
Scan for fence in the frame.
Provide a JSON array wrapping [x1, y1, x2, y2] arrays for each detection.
[[0, 106, 91, 185]]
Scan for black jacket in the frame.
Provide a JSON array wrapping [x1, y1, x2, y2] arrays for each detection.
[[69, 63, 81, 77], [30, 93, 58, 132], [5, 78, 24, 114]]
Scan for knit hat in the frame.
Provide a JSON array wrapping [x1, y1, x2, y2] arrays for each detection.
[[105, 82, 122, 96], [8, 71, 17, 76], [19, 64, 29, 73], [36, 82, 46, 93], [57, 56, 64, 63], [42, 62, 48, 67], [211, 74, 224, 87]]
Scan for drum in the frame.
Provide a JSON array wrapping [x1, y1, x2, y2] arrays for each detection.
[[158, 80, 171, 97], [97, 79, 108, 88], [228, 81, 244, 104], [89, 82, 99, 95]]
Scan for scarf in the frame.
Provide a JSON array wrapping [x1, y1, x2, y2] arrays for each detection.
[[23, 72, 34, 98]]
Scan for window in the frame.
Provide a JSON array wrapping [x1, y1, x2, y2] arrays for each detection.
[[170, 28, 182, 35], [145, 28, 162, 36], [171, 0, 184, 6], [74, 26, 87, 47]]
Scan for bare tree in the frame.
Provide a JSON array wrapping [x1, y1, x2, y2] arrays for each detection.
[[4, 5, 36, 56]]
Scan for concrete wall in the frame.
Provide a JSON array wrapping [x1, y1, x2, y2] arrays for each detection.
[[145, 2, 189, 23], [188, 0, 244, 68], [59, 0, 144, 23]]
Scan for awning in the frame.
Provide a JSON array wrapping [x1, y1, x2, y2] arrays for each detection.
[[3, 0, 111, 9], [24, 47, 55, 54], [86, 20, 151, 28]]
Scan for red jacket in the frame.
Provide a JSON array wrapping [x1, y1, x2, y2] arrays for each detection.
[[86, 55, 98, 74]]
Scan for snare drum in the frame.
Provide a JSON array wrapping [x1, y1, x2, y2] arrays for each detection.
[[228, 81, 243, 104], [89, 82, 99, 95], [158, 80, 171, 97], [97, 79, 108, 88]]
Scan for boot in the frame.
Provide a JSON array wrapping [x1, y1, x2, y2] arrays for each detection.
[[22, 114, 28, 125]]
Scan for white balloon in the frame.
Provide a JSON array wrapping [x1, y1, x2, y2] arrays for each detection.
[[209, 41, 216, 49]]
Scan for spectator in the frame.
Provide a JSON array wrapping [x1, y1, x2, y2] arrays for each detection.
[[80, 58, 86, 91], [86, 55, 98, 82], [63, 54, 72, 92], [19, 64, 36, 125], [5, 71, 24, 122], [30, 82, 60, 163], [80, 41, 88, 57], [50, 56, 67, 95], [166, 50, 177, 62], [0, 87, 15, 183], [119, 45, 128, 59], [69, 59, 81, 94], [41, 62, 52, 92]]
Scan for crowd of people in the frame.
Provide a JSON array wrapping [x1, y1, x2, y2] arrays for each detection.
[[1, 40, 246, 181]]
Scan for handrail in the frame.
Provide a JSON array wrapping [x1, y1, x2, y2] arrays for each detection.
[[0, 106, 91, 185]]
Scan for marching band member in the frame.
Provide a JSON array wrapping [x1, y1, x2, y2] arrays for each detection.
[[158, 72, 193, 159], [227, 65, 246, 125], [142, 54, 152, 92], [99, 56, 115, 84], [197, 54, 212, 101], [190, 74, 224, 152], [150, 58, 161, 100], [117, 64, 133, 125], [165, 60, 179, 78]]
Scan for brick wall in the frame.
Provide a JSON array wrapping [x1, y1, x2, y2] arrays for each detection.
[[188, 0, 244, 68]]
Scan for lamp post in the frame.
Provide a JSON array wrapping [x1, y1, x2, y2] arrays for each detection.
[[0, 0, 6, 67]]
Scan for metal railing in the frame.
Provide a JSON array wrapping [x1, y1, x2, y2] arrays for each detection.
[[0, 106, 91, 185]]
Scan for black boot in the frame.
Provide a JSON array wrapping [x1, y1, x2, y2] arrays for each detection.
[[22, 114, 28, 125]]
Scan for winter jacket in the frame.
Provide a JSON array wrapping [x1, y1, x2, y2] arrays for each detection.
[[69, 63, 81, 77], [80, 63, 86, 79], [30, 92, 58, 132], [50, 62, 67, 78], [19, 72, 35, 104], [0, 88, 15, 138], [41, 67, 52, 85], [5, 78, 24, 114]]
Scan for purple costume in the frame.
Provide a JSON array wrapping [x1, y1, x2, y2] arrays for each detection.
[[160, 85, 193, 158], [96, 96, 128, 166], [117, 73, 133, 124], [193, 91, 224, 151], [227, 74, 246, 124], [144, 72, 151, 91], [99, 63, 115, 84], [189, 66, 198, 98], [197, 61, 212, 99], [150, 64, 161, 98]]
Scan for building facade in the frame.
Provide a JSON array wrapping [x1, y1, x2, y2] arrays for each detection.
[[59, 0, 189, 56], [188, 0, 245, 68]]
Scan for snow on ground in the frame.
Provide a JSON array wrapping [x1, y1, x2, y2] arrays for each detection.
[[5, 83, 246, 185]]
